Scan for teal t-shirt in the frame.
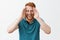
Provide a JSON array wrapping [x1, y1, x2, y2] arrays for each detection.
[[18, 18, 40, 40]]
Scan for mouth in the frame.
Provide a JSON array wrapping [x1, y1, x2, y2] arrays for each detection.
[[26, 14, 34, 20], [27, 14, 32, 17]]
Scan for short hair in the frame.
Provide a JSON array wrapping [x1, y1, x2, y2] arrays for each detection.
[[25, 2, 36, 8], [22, 2, 36, 18]]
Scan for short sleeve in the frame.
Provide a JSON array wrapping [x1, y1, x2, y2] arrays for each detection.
[[37, 20, 40, 27], [18, 21, 20, 27], [18, 21, 21, 30], [18, 20, 23, 30], [18, 19, 24, 30], [35, 19, 40, 27]]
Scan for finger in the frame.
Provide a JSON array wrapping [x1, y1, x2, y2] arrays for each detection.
[[33, 8, 37, 13], [22, 8, 26, 18]]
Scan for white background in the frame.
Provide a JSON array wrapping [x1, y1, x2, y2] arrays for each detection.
[[0, 0, 60, 40]]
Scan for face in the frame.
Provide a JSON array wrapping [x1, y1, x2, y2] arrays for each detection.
[[25, 6, 34, 20]]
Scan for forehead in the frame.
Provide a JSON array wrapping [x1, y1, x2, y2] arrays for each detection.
[[25, 6, 33, 10]]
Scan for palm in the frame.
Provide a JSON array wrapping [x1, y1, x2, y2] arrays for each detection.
[[33, 8, 39, 18]]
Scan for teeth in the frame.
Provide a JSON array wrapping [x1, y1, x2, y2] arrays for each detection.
[[28, 15, 31, 16]]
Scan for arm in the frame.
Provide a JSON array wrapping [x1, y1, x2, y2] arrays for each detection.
[[7, 15, 23, 33], [7, 9, 25, 33], [33, 8, 51, 34], [36, 17, 51, 34]]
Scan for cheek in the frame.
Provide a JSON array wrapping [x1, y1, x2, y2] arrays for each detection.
[[25, 13, 28, 17], [31, 13, 34, 16], [25, 12, 34, 17], [25, 13, 28, 16]]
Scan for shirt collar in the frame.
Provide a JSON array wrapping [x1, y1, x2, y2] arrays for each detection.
[[23, 18, 35, 24]]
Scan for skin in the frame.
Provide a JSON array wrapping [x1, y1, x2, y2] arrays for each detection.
[[25, 6, 34, 23], [7, 5, 51, 34], [33, 8, 51, 34]]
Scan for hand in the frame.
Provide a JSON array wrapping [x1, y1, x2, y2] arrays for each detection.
[[33, 8, 39, 18], [21, 8, 26, 18]]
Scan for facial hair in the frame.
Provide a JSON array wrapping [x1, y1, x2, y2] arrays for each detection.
[[25, 13, 34, 23]]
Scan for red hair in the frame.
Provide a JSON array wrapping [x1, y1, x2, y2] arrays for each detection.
[[22, 2, 36, 18], [25, 2, 36, 8]]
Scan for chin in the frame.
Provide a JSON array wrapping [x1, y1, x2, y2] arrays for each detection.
[[27, 17, 33, 20], [27, 18, 32, 20]]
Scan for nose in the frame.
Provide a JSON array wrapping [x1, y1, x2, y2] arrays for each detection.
[[28, 11, 31, 14]]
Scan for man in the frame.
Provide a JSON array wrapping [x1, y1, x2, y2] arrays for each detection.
[[7, 2, 51, 40]]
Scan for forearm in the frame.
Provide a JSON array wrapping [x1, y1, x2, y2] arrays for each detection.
[[35, 17, 44, 25], [7, 15, 23, 33], [35, 17, 51, 34]]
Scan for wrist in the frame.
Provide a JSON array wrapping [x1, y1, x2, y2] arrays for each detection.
[[35, 17, 40, 19]]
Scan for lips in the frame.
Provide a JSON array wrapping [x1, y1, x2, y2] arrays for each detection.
[[26, 14, 33, 20], [27, 15, 32, 18], [27, 14, 32, 17]]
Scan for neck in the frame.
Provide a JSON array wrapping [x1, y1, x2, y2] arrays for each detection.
[[26, 18, 34, 23]]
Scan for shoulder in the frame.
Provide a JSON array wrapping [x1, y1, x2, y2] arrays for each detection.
[[34, 18, 40, 26], [20, 18, 25, 22], [18, 18, 25, 26]]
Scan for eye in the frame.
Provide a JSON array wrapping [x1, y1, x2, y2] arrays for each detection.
[[31, 10, 33, 12], [26, 10, 29, 12], [30, 10, 33, 12]]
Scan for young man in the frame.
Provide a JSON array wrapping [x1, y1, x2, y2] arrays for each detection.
[[7, 2, 51, 40]]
